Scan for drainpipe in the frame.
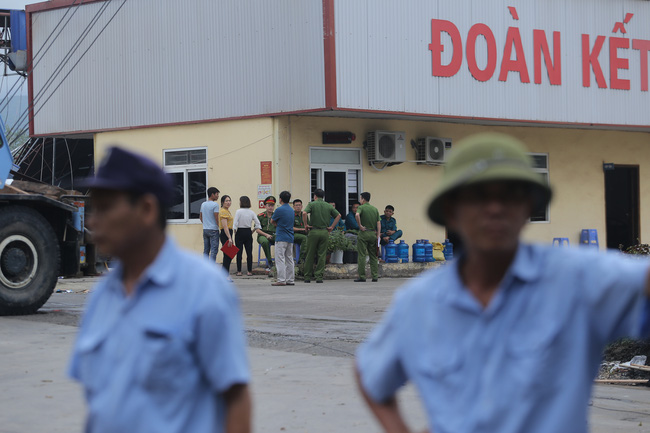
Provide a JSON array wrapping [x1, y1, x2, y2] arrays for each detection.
[[273, 117, 280, 196]]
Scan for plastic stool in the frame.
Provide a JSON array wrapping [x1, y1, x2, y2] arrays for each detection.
[[257, 243, 274, 267], [552, 237, 569, 247], [380, 245, 386, 261], [580, 229, 599, 248], [294, 244, 300, 262]]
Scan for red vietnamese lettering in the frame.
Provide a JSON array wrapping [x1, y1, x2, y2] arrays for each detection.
[[429, 19, 463, 77], [533, 30, 561, 85], [582, 34, 607, 88], [609, 37, 630, 90], [466, 24, 497, 82], [499, 27, 530, 83], [632, 39, 650, 91]]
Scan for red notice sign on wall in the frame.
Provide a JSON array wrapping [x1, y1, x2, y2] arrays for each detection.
[[261, 161, 272, 184]]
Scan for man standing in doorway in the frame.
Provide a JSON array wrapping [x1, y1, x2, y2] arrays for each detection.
[[302, 189, 340, 283], [293, 199, 308, 264], [356, 133, 650, 433], [271, 191, 295, 286], [255, 196, 276, 269], [355, 192, 381, 282], [200, 187, 220, 262], [70, 147, 251, 433]]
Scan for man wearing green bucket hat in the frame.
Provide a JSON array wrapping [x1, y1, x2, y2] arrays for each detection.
[[356, 133, 650, 433]]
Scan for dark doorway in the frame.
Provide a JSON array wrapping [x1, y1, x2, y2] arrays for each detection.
[[324, 171, 347, 218], [605, 165, 640, 250]]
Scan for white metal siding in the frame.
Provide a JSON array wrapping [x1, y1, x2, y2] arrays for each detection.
[[31, 0, 325, 135], [335, 0, 650, 127]]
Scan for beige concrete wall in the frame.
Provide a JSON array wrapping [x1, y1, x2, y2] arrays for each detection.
[[94, 115, 650, 258], [95, 118, 274, 255], [278, 116, 650, 249]]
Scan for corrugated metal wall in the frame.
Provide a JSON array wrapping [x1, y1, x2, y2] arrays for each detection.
[[31, 0, 325, 135], [335, 0, 650, 127]]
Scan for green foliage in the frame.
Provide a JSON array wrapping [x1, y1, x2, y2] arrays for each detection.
[[327, 229, 354, 253]]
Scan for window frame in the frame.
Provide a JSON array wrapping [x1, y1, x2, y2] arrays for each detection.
[[528, 152, 550, 224], [163, 147, 208, 224]]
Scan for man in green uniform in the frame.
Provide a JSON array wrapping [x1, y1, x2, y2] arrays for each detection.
[[255, 196, 276, 268], [302, 189, 340, 283], [293, 199, 308, 264], [354, 191, 381, 282]]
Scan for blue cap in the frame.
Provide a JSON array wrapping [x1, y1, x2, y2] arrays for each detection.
[[81, 146, 174, 207]]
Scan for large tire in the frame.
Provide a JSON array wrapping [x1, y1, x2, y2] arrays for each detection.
[[0, 206, 60, 315]]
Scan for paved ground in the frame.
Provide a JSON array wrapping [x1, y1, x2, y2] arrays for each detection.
[[2, 275, 650, 432]]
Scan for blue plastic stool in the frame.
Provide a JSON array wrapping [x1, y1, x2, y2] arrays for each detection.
[[257, 243, 274, 267], [552, 237, 569, 247], [380, 245, 386, 261], [294, 244, 300, 262], [580, 229, 599, 248]]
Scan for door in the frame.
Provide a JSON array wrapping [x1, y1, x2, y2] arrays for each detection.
[[605, 165, 640, 250], [323, 171, 347, 216]]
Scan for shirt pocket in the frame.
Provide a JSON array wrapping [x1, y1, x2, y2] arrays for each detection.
[[138, 324, 191, 393], [412, 348, 464, 411], [505, 320, 562, 392], [76, 334, 108, 394]]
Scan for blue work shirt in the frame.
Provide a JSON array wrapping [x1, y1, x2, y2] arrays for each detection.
[[357, 244, 649, 433], [271, 203, 295, 243], [380, 215, 397, 235], [69, 238, 249, 433], [345, 212, 359, 231], [200, 200, 219, 230]]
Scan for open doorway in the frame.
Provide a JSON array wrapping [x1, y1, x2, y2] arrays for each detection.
[[309, 147, 363, 218], [605, 165, 640, 250]]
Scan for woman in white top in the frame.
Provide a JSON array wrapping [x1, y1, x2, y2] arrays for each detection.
[[233, 196, 262, 276]]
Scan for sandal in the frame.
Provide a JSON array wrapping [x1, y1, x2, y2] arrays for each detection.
[[246, 272, 253, 276], [236, 272, 242, 276]]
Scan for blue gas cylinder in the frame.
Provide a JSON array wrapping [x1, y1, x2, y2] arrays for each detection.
[[413, 240, 426, 263], [385, 239, 399, 263], [398, 240, 409, 263], [423, 240, 435, 262], [443, 239, 454, 261]]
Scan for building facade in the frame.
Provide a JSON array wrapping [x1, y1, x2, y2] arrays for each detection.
[[26, 0, 650, 255]]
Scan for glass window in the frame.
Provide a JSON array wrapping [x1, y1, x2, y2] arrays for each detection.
[[164, 148, 207, 222], [528, 153, 549, 223], [311, 149, 360, 165]]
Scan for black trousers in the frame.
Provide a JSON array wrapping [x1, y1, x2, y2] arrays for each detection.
[[220, 229, 234, 274], [235, 228, 253, 273]]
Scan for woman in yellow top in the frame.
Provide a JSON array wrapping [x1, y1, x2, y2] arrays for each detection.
[[219, 195, 235, 278]]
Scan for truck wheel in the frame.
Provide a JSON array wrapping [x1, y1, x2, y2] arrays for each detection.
[[0, 206, 60, 315]]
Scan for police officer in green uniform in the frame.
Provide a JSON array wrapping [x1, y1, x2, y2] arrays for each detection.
[[292, 199, 308, 263], [355, 191, 381, 282], [302, 189, 340, 283], [255, 196, 276, 268]]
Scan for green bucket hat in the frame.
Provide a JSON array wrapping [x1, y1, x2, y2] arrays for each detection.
[[427, 132, 552, 226]]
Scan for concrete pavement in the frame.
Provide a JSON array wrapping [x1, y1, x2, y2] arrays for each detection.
[[0, 317, 427, 433], [3, 275, 650, 432]]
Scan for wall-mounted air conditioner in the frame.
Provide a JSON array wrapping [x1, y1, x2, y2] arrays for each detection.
[[415, 137, 452, 164], [366, 131, 406, 164]]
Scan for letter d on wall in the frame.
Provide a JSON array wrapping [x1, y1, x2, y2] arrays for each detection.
[[429, 19, 463, 77]]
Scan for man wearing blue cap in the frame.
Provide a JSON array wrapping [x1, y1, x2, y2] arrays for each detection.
[[356, 133, 650, 433], [68, 146, 251, 433]]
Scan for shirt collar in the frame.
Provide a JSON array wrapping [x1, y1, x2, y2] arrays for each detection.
[[445, 243, 542, 311], [108, 236, 177, 294]]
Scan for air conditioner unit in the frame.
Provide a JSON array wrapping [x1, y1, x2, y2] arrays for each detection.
[[366, 131, 407, 164], [415, 137, 452, 164]]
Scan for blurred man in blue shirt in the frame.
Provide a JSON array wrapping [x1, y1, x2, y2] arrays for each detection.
[[70, 147, 251, 433], [356, 133, 650, 433]]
